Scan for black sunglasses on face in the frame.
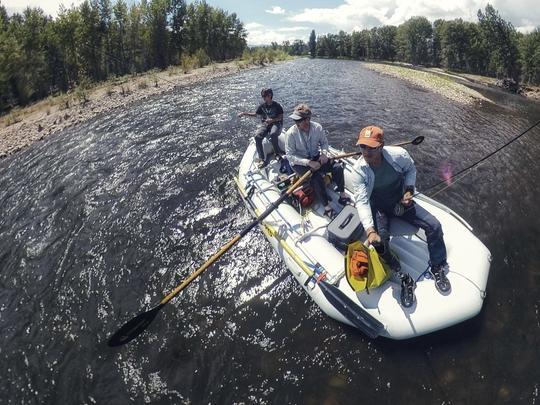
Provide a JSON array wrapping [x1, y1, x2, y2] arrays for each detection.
[[359, 144, 380, 151]]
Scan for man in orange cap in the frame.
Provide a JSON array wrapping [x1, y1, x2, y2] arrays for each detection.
[[350, 125, 450, 308]]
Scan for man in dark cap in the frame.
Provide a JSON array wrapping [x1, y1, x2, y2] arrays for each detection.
[[238, 88, 285, 167]]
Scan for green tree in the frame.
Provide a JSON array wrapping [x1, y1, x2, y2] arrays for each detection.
[[98, 0, 112, 75], [439, 19, 470, 70], [147, 0, 170, 69], [477, 4, 520, 80], [396, 16, 433, 65], [309, 29, 316, 58], [0, 0, 246, 112], [13, 7, 52, 103], [0, 8, 22, 111], [290, 39, 306, 56], [53, 7, 80, 90], [336, 30, 350, 57], [110, 0, 128, 75], [77, 1, 103, 81], [126, 2, 145, 73], [378, 25, 397, 60], [0, 3, 7, 31], [350, 30, 369, 59], [169, 0, 186, 64], [519, 29, 540, 84]]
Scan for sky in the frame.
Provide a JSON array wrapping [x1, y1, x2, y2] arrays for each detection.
[[3, 0, 539, 45]]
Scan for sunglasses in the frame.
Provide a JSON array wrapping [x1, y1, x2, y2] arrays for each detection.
[[359, 144, 380, 151], [294, 117, 307, 124]]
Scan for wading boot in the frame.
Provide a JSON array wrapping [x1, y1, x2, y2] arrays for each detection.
[[430, 263, 451, 294], [397, 272, 416, 308]]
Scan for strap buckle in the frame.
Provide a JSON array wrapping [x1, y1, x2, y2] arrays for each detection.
[[304, 263, 326, 290]]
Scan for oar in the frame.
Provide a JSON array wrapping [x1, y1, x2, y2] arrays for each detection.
[[318, 279, 383, 338], [107, 170, 313, 346], [332, 135, 425, 160], [393, 135, 424, 147], [269, 223, 384, 338]]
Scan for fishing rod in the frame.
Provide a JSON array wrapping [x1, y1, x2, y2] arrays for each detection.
[[425, 118, 540, 197]]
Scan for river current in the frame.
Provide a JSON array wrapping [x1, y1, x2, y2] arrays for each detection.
[[1, 59, 540, 404]]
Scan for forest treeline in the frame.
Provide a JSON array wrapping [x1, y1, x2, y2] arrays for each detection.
[[291, 5, 539, 87], [0, 0, 247, 113]]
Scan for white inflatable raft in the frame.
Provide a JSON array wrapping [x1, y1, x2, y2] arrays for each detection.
[[234, 138, 491, 340]]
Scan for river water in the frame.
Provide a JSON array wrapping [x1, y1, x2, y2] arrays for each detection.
[[1, 59, 539, 404]]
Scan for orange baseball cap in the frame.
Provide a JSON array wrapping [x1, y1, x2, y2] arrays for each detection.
[[357, 126, 384, 148]]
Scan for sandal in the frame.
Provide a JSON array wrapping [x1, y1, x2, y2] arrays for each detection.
[[338, 196, 353, 206], [323, 208, 336, 219], [430, 264, 451, 294], [399, 273, 416, 308]]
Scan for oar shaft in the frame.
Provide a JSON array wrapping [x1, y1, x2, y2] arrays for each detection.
[[333, 151, 362, 159], [392, 139, 416, 146], [160, 234, 242, 305], [159, 170, 312, 306]]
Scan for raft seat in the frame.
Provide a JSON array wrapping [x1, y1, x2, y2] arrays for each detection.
[[389, 218, 420, 236]]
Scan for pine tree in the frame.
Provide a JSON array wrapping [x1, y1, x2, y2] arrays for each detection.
[[309, 29, 316, 58]]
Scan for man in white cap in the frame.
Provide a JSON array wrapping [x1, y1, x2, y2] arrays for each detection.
[[285, 103, 351, 218]]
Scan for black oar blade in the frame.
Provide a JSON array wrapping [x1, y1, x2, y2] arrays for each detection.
[[412, 135, 425, 145], [318, 280, 384, 339], [108, 304, 164, 347]]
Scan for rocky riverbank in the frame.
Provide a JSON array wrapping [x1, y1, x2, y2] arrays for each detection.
[[363, 62, 493, 104], [0, 60, 264, 159], [363, 61, 540, 104]]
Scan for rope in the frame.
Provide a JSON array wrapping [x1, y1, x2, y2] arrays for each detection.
[[424, 118, 540, 197]]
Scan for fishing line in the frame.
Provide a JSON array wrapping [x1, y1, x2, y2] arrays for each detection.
[[423, 118, 540, 197]]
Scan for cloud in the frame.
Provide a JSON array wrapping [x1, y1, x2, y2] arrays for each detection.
[[277, 26, 311, 33], [3, 0, 83, 17], [265, 6, 286, 15], [288, 0, 540, 32], [516, 25, 537, 33], [246, 23, 311, 46], [245, 22, 265, 30]]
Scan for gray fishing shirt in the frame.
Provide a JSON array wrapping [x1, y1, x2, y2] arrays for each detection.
[[285, 121, 329, 166]]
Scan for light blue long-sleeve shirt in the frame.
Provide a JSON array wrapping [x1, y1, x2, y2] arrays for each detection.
[[285, 121, 329, 166], [350, 146, 417, 230]]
